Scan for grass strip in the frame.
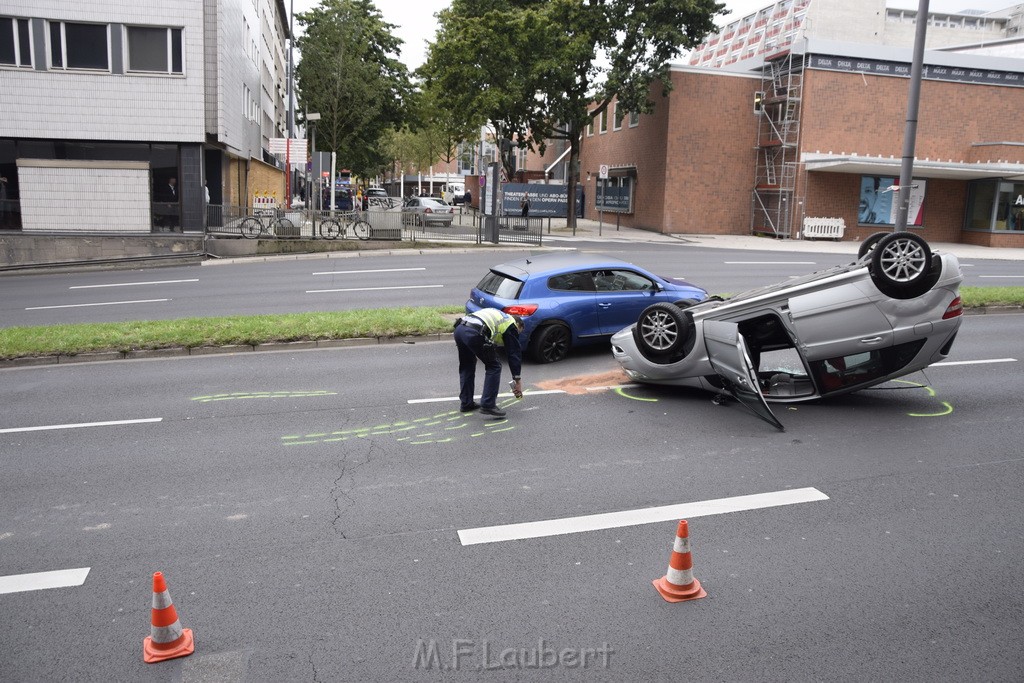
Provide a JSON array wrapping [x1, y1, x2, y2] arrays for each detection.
[[0, 288, 1020, 360], [0, 306, 462, 359]]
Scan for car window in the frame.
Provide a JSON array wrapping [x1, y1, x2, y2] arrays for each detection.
[[593, 269, 655, 292], [548, 271, 595, 292], [476, 271, 523, 299], [809, 339, 926, 394]]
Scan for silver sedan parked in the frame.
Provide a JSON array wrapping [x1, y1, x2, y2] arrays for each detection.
[[611, 233, 964, 430], [400, 196, 455, 227]]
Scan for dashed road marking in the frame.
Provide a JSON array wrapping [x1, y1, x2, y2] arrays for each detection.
[[0, 568, 91, 595]]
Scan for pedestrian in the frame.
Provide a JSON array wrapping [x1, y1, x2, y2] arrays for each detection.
[[464, 189, 472, 207], [453, 309, 524, 417], [520, 191, 530, 217], [0, 175, 8, 227]]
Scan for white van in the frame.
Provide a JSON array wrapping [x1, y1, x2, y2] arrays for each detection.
[[442, 181, 466, 205]]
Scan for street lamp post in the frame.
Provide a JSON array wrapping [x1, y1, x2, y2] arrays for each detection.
[[307, 112, 320, 211]]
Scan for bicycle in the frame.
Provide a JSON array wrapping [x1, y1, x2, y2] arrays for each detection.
[[317, 212, 370, 240], [239, 210, 295, 239]]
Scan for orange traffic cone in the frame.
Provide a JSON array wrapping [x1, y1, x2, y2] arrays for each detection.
[[653, 520, 707, 603], [143, 571, 195, 663]]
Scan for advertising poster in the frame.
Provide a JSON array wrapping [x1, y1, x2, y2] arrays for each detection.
[[858, 176, 926, 226]]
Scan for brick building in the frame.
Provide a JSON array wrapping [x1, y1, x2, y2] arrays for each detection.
[[576, 36, 1024, 248]]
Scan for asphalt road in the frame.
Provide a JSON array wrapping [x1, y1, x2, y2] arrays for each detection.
[[1, 311, 1022, 681], [0, 243, 1018, 328]]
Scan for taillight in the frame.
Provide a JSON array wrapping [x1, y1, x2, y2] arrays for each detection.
[[942, 296, 963, 319], [504, 304, 539, 317]]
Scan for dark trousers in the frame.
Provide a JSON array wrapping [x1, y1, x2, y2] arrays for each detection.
[[454, 324, 502, 409]]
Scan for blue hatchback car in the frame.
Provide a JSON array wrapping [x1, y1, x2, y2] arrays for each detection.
[[465, 252, 708, 363]]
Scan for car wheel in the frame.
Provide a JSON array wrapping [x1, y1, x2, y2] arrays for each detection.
[[529, 324, 571, 363], [857, 232, 890, 260], [634, 302, 694, 361], [869, 232, 935, 299]]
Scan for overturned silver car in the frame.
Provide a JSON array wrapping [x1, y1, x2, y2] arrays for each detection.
[[610, 232, 964, 430]]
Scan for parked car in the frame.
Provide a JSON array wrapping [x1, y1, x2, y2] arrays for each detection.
[[402, 196, 455, 226], [466, 252, 708, 363], [610, 232, 964, 430], [365, 187, 389, 198]]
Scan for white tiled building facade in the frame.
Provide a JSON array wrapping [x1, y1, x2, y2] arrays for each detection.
[[0, 0, 289, 234]]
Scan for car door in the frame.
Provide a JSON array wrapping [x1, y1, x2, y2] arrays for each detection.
[[545, 270, 600, 338], [787, 283, 893, 362], [592, 268, 665, 335], [703, 319, 785, 431]]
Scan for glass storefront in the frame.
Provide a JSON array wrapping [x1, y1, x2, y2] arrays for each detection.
[[966, 179, 1024, 232], [0, 139, 181, 232]]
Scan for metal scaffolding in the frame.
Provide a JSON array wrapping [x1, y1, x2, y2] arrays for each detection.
[[752, 50, 804, 239]]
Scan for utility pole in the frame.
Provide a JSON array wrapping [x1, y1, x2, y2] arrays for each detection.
[[286, 0, 295, 208], [894, 0, 929, 232]]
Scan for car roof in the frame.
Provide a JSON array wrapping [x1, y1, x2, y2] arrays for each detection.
[[491, 252, 637, 279]]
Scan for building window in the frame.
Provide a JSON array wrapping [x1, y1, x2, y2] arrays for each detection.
[[587, 113, 594, 137], [629, 110, 640, 128], [613, 102, 624, 130], [599, 109, 608, 134], [126, 26, 183, 74], [49, 21, 109, 70], [0, 16, 32, 68], [966, 179, 1024, 232]]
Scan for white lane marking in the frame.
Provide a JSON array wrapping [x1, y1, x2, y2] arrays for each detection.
[[0, 567, 91, 595], [312, 267, 426, 275], [977, 275, 1024, 278], [932, 358, 1017, 367], [306, 285, 443, 294], [458, 487, 829, 545], [69, 279, 198, 289], [409, 390, 566, 404], [0, 418, 163, 434], [723, 261, 817, 265], [26, 299, 169, 310]]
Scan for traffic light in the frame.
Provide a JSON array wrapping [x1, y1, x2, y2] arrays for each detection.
[[754, 91, 764, 114]]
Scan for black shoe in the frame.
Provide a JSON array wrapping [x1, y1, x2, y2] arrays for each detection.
[[460, 402, 480, 412], [480, 406, 507, 418]]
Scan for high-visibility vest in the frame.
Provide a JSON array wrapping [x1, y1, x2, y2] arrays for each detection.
[[468, 309, 516, 346]]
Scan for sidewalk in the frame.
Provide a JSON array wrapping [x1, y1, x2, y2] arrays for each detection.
[[543, 218, 1024, 261]]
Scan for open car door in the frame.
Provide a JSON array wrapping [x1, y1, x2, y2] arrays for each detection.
[[703, 319, 785, 431]]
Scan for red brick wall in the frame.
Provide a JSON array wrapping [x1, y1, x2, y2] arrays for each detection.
[[803, 173, 966, 243], [802, 70, 1024, 164], [662, 71, 761, 234], [579, 89, 670, 230], [579, 69, 760, 234]]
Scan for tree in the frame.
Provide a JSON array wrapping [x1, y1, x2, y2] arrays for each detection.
[[423, 0, 724, 227], [295, 0, 413, 178]]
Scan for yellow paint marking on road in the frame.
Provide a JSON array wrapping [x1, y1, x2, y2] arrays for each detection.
[[614, 387, 658, 402]]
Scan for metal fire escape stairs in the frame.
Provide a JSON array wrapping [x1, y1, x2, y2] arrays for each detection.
[[752, 50, 804, 238]]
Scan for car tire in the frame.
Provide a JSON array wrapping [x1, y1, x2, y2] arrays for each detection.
[[869, 232, 936, 299], [857, 232, 890, 260], [529, 324, 571, 364], [634, 302, 695, 362]]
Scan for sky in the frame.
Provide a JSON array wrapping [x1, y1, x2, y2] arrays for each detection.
[[289, 1, 1017, 72]]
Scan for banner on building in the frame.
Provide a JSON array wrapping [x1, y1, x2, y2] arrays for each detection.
[[858, 176, 926, 226]]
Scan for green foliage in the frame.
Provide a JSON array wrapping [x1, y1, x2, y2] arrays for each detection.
[[421, 0, 725, 217], [295, 0, 413, 177]]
